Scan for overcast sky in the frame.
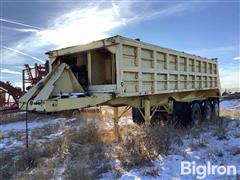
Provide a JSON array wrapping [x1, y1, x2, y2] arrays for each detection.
[[0, 0, 239, 88]]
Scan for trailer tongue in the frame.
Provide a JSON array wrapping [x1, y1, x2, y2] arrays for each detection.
[[19, 63, 113, 112]]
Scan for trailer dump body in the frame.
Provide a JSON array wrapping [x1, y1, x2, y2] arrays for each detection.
[[19, 35, 220, 123]]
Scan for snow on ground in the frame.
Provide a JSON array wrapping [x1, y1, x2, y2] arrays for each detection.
[[115, 119, 240, 179], [0, 118, 66, 132], [0, 99, 239, 179], [220, 99, 240, 109], [98, 100, 240, 179], [0, 112, 131, 153], [0, 136, 24, 150], [112, 100, 240, 180], [0, 117, 69, 152], [99, 117, 134, 130]]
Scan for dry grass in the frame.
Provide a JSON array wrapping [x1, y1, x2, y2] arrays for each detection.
[[189, 137, 209, 151], [31, 123, 61, 138], [0, 109, 122, 179], [0, 115, 107, 179], [52, 115, 177, 173], [143, 167, 160, 177], [220, 108, 240, 119], [235, 131, 240, 138], [0, 138, 63, 179], [116, 123, 179, 169], [0, 112, 55, 125], [206, 148, 224, 161], [64, 166, 95, 180], [60, 120, 112, 178], [213, 118, 228, 140], [231, 147, 240, 156], [187, 122, 213, 150], [2, 104, 239, 179]]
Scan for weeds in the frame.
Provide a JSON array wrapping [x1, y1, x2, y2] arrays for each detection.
[[1, 105, 239, 179], [231, 147, 240, 156], [64, 166, 95, 180], [143, 167, 160, 177], [190, 136, 209, 151], [214, 118, 228, 140], [235, 131, 240, 138], [62, 121, 112, 178], [117, 123, 177, 169]]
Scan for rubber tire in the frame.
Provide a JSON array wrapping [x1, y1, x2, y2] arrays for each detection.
[[212, 100, 219, 122], [132, 108, 145, 124], [202, 101, 212, 121], [191, 103, 202, 126]]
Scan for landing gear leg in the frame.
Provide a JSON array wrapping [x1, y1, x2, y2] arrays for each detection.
[[144, 98, 151, 125], [113, 107, 120, 142]]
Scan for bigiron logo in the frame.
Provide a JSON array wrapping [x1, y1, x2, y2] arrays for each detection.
[[181, 161, 239, 179]]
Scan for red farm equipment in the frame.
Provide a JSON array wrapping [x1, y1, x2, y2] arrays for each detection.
[[0, 81, 24, 113], [0, 61, 49, 113], [22, 61, 49, 93]]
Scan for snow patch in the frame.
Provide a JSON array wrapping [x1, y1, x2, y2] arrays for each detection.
[[220, 99, 240, 109], [0, 137, 24, 150], [0, 118, 66, 132]]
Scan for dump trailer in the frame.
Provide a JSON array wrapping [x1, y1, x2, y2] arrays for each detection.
[[19, 35, 220, 125]]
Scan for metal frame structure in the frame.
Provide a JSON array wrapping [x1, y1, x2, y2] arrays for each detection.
[[0, 81, 23, 112], [22, 62, 49, 93], [19, 35, 220, 125]]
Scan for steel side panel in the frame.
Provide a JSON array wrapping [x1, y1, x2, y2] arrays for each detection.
[[115, 37, 220, 97]]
